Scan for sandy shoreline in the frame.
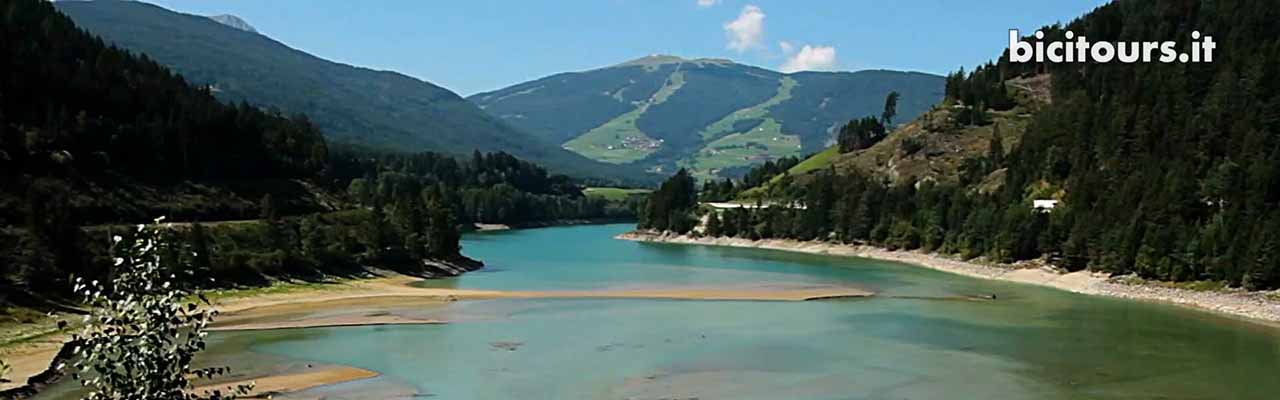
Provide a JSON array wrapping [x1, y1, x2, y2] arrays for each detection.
[[0, 341, 65, 392], [208, 286, 871, 332], [194, 365, 380, 398], [2, 273, 870, 393], [206, 277, 872, 318], [205, 282, 877, 333], [617, 231, 1280, 325]]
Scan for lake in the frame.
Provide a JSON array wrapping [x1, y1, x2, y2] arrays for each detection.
[[42, 224, 1280, 399]]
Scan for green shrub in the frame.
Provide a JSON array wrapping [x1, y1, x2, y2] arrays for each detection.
[[66, 220, 252, 399]]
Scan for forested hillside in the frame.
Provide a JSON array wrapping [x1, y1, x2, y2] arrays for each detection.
[[641, 0, 1280, 290], [471, 55, 942, 180], [0, 0, 632, 305], [54, 0, 652, 185]]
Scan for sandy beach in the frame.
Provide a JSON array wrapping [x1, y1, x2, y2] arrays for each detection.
[[0, 341, 65, 392], [205, 281, 875, 333], [2, 272, 870, 394], [208, 285, 871, 332], [617, 231, 1280, 325], [208, 295, 451, 332], [194, 365, 380, 398], [207, 276, 871, 323]]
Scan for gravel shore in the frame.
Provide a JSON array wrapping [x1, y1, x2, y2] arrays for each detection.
[[617, 231, 1280, 325]]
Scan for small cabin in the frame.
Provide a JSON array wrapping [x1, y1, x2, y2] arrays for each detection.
[[702, 201, 807, 212], [1032, 199, 1059, 213]]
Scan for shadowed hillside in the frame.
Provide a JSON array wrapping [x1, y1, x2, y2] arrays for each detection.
[[56, 0, 652, 185]]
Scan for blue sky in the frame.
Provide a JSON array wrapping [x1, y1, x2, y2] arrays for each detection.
[[143, 0, 1109, 96]]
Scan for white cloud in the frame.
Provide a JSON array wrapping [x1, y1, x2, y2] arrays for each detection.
[[696, 0, 721, 7], [779, 45, 838, 73], [778, 41, 794, 55], [724, 5, 765, 53]]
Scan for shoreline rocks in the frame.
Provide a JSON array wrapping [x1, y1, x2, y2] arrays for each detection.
[[422, 255, 485, 277]]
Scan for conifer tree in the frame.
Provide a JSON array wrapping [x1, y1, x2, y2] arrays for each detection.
[[882, 91, 900, 126]]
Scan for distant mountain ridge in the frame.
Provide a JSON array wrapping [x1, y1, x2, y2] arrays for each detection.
[[56, 0, 649, 184], [471, 55, 944, 180]]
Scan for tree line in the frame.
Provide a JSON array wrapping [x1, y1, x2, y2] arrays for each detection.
[[698, 156, 801, 202], [835, 91, 898, 153], [332, 149, 629, 226], [944, 62, 1016, 126]]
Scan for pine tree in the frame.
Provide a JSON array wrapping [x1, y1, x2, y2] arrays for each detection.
[[427, 206, 460, 258], [639, 169, 698, 232], [360, 207, 391, 258], [705, 212, 723, 237], [882, 91, 900, 126]]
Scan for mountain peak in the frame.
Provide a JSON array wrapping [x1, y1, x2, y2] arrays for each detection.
[[616, 54, 686, 67], [474, 53, 943, 180], [208, 14, 257, 33], [613, 54, 733, 69]]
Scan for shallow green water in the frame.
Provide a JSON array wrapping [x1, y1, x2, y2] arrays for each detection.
[[49, 224, 1280, 399]]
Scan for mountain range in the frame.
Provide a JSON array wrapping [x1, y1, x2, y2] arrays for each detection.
[[55, 0, 648, 184], [58, 1, 943, 183], [471, 55, 944, 179]]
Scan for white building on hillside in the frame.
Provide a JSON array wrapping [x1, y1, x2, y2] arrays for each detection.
[[1032, 199, 1059, 213], [703, 201, 807, 211]]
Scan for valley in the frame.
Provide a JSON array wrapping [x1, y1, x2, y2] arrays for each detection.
[[4, 0, 1280, 399]]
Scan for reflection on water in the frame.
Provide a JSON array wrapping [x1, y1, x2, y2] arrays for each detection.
[[36, 224, 1280, 399]]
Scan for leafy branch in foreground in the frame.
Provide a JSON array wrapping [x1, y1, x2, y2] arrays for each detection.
[[65, 218, 251, 400]]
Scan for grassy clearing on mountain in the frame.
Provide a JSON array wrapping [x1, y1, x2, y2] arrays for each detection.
[[562, 108, 661, 164], [684, 119, 802, 180], [699, 76, 796, 141], [562, 71, 688, 164], [785, 146, 839, 176], [729, 145, 837, 197], [583, 187, 652, 202]]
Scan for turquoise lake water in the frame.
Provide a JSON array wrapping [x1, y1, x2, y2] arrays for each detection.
[[42, 223, 1280, 399]]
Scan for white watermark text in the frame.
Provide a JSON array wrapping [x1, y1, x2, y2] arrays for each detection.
[[1009, 29, 1214, 63]]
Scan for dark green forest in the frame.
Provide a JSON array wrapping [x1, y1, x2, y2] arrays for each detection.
[[641, 0, 1280, 291], [0, 0, 633, 303], [836, 117, 889, 153]]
